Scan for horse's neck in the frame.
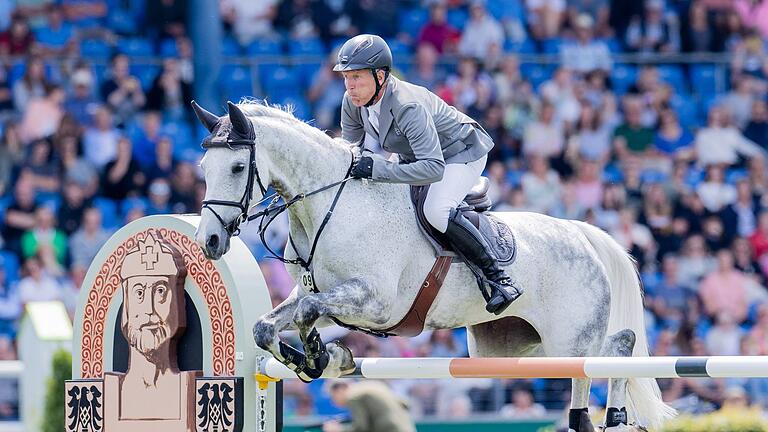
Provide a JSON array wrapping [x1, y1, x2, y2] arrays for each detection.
[[263, 131, 351, 239]]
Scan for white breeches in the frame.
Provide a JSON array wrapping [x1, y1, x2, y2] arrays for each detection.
[[423, 155, 487, 233]]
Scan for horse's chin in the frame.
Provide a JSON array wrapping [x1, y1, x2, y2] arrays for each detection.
[[204, 237, 230, 260]]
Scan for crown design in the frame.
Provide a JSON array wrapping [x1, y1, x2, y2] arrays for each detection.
[[120, 232, 182, 279]]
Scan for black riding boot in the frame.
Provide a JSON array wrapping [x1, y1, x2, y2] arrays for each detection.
[[444, 208, 523, 315]]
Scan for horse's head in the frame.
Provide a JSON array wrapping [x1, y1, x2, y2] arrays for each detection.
[[192, 101, 269, 260]]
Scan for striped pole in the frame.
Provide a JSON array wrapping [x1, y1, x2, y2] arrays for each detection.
[[257, 356, 768, 380]]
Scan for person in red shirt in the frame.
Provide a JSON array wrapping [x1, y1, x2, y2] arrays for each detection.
[[417, 3, 460, 54], [749, 210, 768, 258], [0, 14, 34, 57]]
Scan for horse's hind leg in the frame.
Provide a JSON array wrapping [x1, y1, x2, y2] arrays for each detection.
[[293, 277, 388, 377], [540, 312, 608, 432], [600, 329, 636, 430]]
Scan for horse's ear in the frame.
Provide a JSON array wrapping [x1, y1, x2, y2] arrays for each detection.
[[191, 100, 219, 132], [227, 101, 253, 139]]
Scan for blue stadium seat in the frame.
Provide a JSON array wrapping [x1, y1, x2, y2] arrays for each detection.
[[247, 39, 282, 56], [487, 0, 526, 20], [657, 65, 686, 91], [0, 251, 20, 283], [610, 64, 638, 95], [222, 36, 242, 56], [0, 196, 10, 230], [504, 38, 536, 54], [80, 39, 112, 59], [161, 121, 194, 155], [520, 63, 552, 90], [399, 8, 429, 38], [120, 197, 149, 219], [159, 39, 179, 57], [275, 95, 311, 121], [289, 39, 325, 87], [220, 65, 255, 101], [386, 39, 412, 57], [288, 38, 325, 56], [689, 64, 719, 97], [640, 169, 668, 184], [130, 64, 161, 90], [669, 94, 698, 128], [726, 168, 749, 184], [117, 37, 154, 57], [36, 192, 61, 212], [447, 8, 468, 29], [93, 197, 119, 229], [107, 9, 136, 35], [264, 66, 300, 100], [602, 164, 623, 183], [684, 166, 705, 188], [542, 38, 562, 54], [601, 37, 622, 53], [698, 93, 721, 121]]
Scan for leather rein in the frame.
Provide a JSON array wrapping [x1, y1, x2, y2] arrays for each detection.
[[201, 138, 355, 273]]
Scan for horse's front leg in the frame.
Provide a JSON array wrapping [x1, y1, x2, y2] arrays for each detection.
[[252, 288, 318, 380], [293, 277, 390, 376]]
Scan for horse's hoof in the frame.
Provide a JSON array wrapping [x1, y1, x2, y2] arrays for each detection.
[[327, 341, 356, 376]]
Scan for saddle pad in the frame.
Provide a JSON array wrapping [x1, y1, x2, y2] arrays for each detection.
[[410, 185, 517, 265]]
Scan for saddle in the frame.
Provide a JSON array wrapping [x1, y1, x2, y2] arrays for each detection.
[[380, 177, 516, 337], [411, 177, 516, 263]]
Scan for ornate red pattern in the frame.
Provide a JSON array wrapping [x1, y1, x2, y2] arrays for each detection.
[[79, 228, 236, 378]]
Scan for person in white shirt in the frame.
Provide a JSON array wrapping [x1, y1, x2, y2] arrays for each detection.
[[521, 154, 562, 214], [522, 102, 563, 158], [83, 106, 121, 169], [697, 164, 737, 212], [220, 0, 278, 46], [559, 14, 612, 75], [695, 106, 764, 167], [457, 0, 504, 60], [17, 256, 62, 306]]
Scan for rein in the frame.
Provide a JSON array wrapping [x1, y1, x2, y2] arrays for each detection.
[[202, 137, 396, 338], [201, 138, 355, 272]]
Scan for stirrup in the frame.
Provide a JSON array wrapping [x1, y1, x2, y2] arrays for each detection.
[[485, 278, 523, 315]]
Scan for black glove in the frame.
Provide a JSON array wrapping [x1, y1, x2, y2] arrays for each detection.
[[350, 156, 374, 179]]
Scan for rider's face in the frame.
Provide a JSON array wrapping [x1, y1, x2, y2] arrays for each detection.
[[341, 70, 382, 107]]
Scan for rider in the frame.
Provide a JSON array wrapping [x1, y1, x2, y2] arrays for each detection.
[[334, 34, 523, 315]]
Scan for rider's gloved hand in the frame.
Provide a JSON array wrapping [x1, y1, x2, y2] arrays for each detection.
[[350, 156, 374, 179]]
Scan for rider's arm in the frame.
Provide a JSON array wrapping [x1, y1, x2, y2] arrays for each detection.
[[371, 103, 445, 185]]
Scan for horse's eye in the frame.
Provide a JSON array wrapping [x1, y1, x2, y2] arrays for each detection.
[[232, 163, 245, 174]]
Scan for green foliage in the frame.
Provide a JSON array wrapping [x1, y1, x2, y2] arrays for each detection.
[[661, 408, 768, 432], [42, 349, 72, 432]]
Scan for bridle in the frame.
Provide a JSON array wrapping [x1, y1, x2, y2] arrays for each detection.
[[201, 138, 267, 237], [201, 135, 355, 272]]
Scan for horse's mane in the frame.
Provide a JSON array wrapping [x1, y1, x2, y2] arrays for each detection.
[[236, 99, 352, 152]]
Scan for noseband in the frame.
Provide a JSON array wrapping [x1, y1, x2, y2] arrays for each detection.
[[201, 138, 268, 236]]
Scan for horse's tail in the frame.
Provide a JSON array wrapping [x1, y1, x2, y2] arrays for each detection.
[[572, 221, 676, 429]]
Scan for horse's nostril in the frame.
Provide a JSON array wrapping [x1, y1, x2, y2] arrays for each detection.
[[207, 234, 219, 251]]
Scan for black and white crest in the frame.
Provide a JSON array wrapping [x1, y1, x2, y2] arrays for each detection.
[[196, 377, 243, 432], [65, 381, 104, 432]]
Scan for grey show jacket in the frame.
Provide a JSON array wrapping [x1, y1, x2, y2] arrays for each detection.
[[341, 76, 493, 185]]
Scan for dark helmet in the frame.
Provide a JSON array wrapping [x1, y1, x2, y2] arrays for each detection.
[[333, 34, 392, 72]]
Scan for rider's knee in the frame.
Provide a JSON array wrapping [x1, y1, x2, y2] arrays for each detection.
[[422, 203, 451, 233]]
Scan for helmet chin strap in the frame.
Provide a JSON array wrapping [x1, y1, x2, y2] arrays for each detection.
[[364, 68, 389, 107]]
